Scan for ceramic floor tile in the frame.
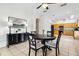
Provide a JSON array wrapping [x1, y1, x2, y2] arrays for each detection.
[[0, 35, 79, 56]]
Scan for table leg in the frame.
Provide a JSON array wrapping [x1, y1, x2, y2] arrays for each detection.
[[42, 46, 45, 56], [45, 46, 47, 56], [42, 40, 48, 56], [44, 44, 47, 56], [47, 45, 52, 50]]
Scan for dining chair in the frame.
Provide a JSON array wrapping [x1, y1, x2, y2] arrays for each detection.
[[31, 31, 41, 44], [31, 31, 36, 34], [46, 31, 53, 50], [46, 31, 63, 56], [27, 33, 44, 56], [47, 31, 51, 37]]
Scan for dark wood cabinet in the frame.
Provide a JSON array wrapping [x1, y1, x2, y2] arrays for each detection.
[[7, 33, 27, 48], [7, 16, 27, 48]]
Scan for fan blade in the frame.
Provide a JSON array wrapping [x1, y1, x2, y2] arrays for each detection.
[[47, 3, 56, 4], [36, 4, 43, 9], [60, 3, 67, 7]]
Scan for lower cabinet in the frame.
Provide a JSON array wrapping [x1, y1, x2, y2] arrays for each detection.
[[74, 31, 79, 39], [7, 33, 27, 48], [64, 30, 74, 36]]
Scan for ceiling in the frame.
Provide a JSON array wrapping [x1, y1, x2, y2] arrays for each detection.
[[35, 3, 79, 18], [33, 3, 79, 23], [0, 3, 79, 22]]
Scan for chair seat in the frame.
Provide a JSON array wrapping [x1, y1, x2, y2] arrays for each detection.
[[45, 39, 57, 48], [31, 42, 44, 49]]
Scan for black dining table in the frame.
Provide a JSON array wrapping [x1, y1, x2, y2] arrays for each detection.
[[33, 34, 56, 56]]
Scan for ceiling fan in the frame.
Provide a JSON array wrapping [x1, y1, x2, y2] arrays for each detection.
[[60, 3, 67, 7], [36, 3, 67, 9], [36, 3, 56, 9]]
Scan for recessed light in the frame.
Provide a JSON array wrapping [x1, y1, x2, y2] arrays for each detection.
[[70, 15, 75, 19]]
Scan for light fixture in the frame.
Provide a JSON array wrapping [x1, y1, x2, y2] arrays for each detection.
[[70, 15, 75, 19], [42, 3, 48, 9], [42, 4, 48, 12]]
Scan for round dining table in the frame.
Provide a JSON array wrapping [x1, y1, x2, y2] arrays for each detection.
[[34, 34, 56, 56]]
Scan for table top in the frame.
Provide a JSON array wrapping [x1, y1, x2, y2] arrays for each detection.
[[34, 34, 56, 40], [27, 32, 56, 40]]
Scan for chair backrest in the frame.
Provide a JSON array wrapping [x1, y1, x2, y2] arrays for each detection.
[[31, 31, 36, 34], [56, 31, 62, 47], [27, 33, 36, 48], [47, 31, 51, 37]]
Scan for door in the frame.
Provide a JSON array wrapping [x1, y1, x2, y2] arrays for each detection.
[[51, 25, 54, 36]]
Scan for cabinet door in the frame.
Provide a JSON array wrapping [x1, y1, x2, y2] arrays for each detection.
[[8, 34, 13, 45], [18, 34, 22, 43], [13, 34, 17, 44], [64, 30, 74, 36], [74, 31, 79, 39]]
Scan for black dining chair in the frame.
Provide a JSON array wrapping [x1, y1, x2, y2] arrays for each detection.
[[46, 31, 63, 56], [27, 33, 44, 56], [46, 31, 53, 50], [47, 31, 51, 37], [31, 31, 36, 34], [31, 31, 41, 44]]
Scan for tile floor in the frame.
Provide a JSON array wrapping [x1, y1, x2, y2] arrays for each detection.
[[0, 35, 79, 56]]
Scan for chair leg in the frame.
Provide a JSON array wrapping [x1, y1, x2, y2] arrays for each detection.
[[58, 47, 60, 54], [42, 47, 44, 56], [35, 50, 37, 56], [28, 48, 31, 56], [55, 48, 58, 56], [47, 46, 52, 50], [45, 48, 47, 56]]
